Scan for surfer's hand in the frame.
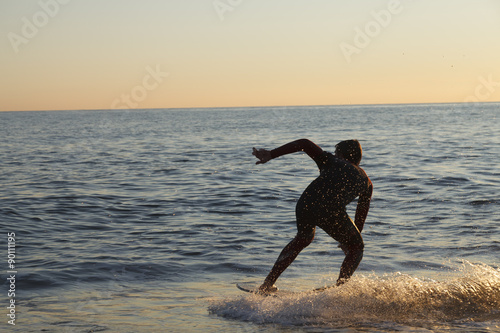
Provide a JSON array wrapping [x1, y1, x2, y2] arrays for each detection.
[[252, 148, 272, 164]]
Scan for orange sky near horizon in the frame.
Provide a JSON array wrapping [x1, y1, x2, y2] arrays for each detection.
[[1, 0, 499, 111]]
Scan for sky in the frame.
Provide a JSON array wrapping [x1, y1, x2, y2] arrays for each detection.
[[1, 0, 499, 111]]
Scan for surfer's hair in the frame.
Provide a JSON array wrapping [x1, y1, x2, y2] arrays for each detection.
[[336, 140, 362, 166]]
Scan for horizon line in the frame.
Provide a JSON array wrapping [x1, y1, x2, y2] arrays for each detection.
[[1, 100, 499, 113]]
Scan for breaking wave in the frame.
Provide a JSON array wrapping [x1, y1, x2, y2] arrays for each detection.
[[209, 262, 500, 330]]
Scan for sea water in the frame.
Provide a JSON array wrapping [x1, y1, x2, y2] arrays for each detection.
[[0, 103, 499, 332]]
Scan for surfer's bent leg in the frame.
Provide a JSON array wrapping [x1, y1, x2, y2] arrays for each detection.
[[319, 210, 364, 286], [337, 241, 364, 285], [260, 224, 315, 292], [260, 191, 319, 292]]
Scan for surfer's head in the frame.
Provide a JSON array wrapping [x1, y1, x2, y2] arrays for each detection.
[[335, 140, 362, 166]]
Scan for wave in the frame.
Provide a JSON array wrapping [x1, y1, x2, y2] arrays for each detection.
[[209, 261, 500, 329]]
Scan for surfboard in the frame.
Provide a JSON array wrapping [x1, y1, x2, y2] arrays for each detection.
[[312, 285, 336, 292], [236, 283, 336, 296], [236, 283, 297, 297], [236, 283, 279, 296]]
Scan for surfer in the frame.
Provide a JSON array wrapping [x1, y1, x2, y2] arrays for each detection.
[[252, 139, 373, 293]]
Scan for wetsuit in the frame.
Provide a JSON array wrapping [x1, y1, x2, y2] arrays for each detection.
[[296, 151, 371, 247]]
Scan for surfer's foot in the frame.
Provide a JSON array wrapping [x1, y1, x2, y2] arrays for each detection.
[[258, 283, 278, 294], [336, 278, 348, 286]]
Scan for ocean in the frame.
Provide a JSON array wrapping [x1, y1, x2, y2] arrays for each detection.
[[0, 103, 499, 332]]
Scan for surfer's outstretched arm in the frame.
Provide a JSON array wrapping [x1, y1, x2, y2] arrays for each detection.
[[252, 139, 323, 164]]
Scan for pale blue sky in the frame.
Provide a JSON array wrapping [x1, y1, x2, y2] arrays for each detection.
[[1, 0, 499, 111]]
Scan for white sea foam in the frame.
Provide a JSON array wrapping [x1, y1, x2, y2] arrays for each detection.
[[209, 262, 500, 329]]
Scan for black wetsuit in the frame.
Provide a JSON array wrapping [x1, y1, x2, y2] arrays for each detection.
[[295, 151, 371, 247]]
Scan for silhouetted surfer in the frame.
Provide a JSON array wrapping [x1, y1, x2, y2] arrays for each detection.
[[252, 139, 373, 293]]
